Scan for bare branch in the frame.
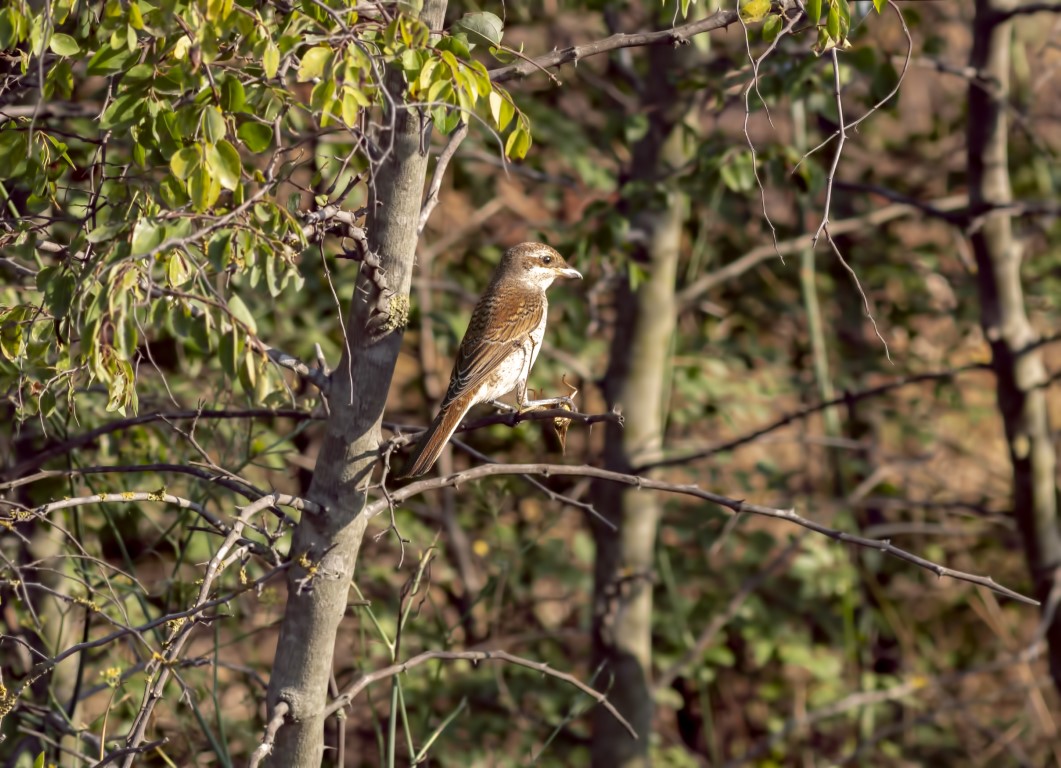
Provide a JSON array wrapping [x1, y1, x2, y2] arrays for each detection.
[[490, 1, 800, 83], [677, 195, 969, 306], [322, 649, 636, 738], [248, 701, 290, 768], [0, 462, 263, 498], [3, 407, 317, 480], [417, 121, 469, 237], [121, 494, 296, 763], [384, 407, 623, 447], [379, 463, 1038, 606]]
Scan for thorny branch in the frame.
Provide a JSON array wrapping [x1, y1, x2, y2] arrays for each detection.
[[378, 463, 1038, 606], [118, 494, 295, 765], [489, 0, 801, 82]]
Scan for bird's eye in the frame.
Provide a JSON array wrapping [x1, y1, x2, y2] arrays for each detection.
[[542, 255, 552, 264]]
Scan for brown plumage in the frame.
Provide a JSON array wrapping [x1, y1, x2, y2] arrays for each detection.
[[401, 243, 581, 478]]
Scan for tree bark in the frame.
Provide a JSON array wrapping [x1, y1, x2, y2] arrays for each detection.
[[589, 43, 690, 768], [968, 0, 1061, 685], [264, 2, 448, 765]]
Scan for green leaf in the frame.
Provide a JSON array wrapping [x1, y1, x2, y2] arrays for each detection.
[[49, 32, 80, 56], [298, 45, 332, 82], [505, 125, 531, 159], [827, 2, 841, 41], [310, 78, 336, 112], [218, 325, 241, 378], [452, 12, 503, 48], [169, 146, 200, 180], [345, 86, 371, 107], [488, 90, 503, 127], [498, 96, 514, 131], [131, 218, 164, 255], [872, 0, 887, 12], [206, 140, 241, 190], [159, 174, 188, 208], [86, 221, 127, 243], [105, 360, 136, 414], [86, 44, 135, 75], [227, 293, 257, 335], [263, 41, 280, 79], [99, 92, 142, 129], [807, 0, 823, 24], [0, 307, 28, 362], [203, 106, 226, 143], [238, 121, 272, 152], [128, 2, 144, 29], [238, 344, 258, 395], [189, 165, 220, 211], [740, 0, 771, 22], [38, 267, 76, 318], [763, 14, 783, 42], [264, 249, 280, 297], [221, 77, 246, 113], [433, 106, 460, 135], [166, 251, 192, 286], [341, 90, 360, 126]]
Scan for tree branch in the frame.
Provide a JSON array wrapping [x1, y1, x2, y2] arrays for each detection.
[[3, 407, 317, 480], [489, 1, 800, 83], [321, 649, 636, 737], [379, 463, 1038, 605], [677, 195, 969, 305], [417, 120, 469, 237]]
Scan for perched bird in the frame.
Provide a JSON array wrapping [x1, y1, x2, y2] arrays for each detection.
[[401, 242, 582, 478]]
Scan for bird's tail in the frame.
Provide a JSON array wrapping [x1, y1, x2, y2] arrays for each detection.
[[399, 399, 468, 478]]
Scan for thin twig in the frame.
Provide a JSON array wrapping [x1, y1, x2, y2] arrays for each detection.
[[323, 649, 636, 738], [417, 121, 469, 237]]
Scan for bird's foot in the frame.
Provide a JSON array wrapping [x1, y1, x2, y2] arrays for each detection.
[[489, 400, 519, 414], [518, 395, 578, 413]]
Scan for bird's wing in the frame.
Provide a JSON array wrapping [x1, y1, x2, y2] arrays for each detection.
[[440, 290, 545, 408]]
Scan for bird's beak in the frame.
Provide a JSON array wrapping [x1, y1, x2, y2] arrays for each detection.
[[559, 267, 582, 280]]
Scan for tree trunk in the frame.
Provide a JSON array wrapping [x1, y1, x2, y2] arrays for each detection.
[[590, 43, 690, 768], [264, 3, 448, 764], [967, 0, 1061, 685]]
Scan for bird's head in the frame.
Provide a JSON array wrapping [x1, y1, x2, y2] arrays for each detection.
[[497, 242, 582, 290]]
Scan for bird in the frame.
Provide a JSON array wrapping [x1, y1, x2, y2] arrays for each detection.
[[401, 242, 582, 478]]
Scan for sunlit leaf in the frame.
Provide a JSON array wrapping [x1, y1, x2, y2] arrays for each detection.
[[263, 41, 280, 79], [131, 218, 164, 255], [49, 33, 79, 56], [227, 293, 257, 335], [169, 146, 200, 180], [452, 12, 503, 48], [203, 106, 226, 143], [166, 251, 192, 286], [827, 2, 841, 41], [740, 0, 771, 22], [298, 45, 332, 81], [189, 165, 220, 210]]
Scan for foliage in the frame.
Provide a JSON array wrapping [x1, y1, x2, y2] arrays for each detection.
[[0, 1, 527, 419]]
